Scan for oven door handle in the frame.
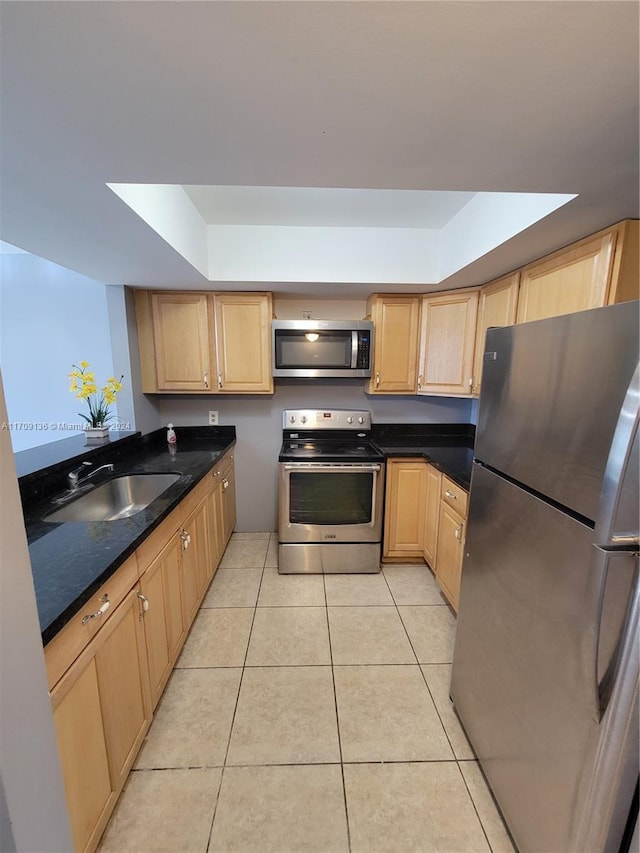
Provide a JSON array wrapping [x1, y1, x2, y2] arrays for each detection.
[[282, 463, 382, 473]]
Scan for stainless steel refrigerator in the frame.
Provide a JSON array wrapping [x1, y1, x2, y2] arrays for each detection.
[[451, 301, 639, 853]]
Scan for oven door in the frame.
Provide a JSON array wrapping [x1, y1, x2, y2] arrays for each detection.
[[279, 462, 385, 543]]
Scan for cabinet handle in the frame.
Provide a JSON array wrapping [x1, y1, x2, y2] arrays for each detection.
[[204, 370, 209, 389], [418, 374, 423, 389], [213, 469, 222, 478], [81, 594, 110, 624], [455, 523, 464, 541], [222, 478, 229, 490], [137, 591, 150, 615], [217, 373, 223, 390], [375, 371, 380, 388], [468, 376, 474, 388], [180, 529, 191, 550], [445, 490, 457, 500]]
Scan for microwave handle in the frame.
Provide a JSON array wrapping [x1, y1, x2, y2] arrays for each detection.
[[351, 331, 358, 369]]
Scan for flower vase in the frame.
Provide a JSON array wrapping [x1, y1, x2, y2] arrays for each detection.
[[84, 426, 110, 444]]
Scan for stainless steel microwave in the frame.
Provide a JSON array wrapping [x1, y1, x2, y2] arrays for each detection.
[[272, 320, 374, 378]]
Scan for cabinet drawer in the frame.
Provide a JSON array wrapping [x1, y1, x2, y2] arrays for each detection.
[[440, 475, 469, 518], [45, 554, 138, 691], [135, 504, 185, 574]]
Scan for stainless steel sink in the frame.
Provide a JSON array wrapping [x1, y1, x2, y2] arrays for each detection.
[[45, 473, 181, 522]]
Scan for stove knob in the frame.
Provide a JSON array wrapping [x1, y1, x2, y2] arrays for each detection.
[[301, 416, 307, 424], [347, 416, 354, 424], [289, 415, 296, 423], [358, 416, 365, 424]]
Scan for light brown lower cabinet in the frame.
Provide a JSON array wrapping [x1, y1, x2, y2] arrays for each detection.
[[383, 458, 468, 610], [435, 501, 466, 611], [139, 532, 185, 710], [51, 585, 151, 853], [383, 459, 427, 559], [46, 447, 236, 851], [180, 495, 211, 627], [434, 475, 469, 611], [422, 464, 442, 568]]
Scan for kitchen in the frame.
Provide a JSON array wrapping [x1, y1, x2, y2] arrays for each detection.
[[1, 2, 639, 852]]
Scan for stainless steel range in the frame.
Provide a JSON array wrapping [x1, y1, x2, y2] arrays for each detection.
[[278, 409, 385, 574]]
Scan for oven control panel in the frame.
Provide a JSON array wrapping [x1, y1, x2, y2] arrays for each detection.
[[282, 409, 372, 430]]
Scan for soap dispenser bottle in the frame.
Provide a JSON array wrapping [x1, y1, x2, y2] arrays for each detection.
[[167, 423, 177, 456]]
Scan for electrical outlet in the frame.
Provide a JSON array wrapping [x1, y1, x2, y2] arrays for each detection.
[[208, 411, 218, 426], [301, 311, 312, 320]]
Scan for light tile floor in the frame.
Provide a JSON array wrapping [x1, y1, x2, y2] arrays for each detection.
[[99, 532, 516, 853]]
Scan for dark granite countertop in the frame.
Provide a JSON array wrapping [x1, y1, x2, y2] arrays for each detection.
[[372, 424, 475, 490], [18, 427, 236, 645]]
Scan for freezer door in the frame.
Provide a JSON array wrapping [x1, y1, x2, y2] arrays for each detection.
[[450, 464, 613, 853], [476, 301, 639, 522]]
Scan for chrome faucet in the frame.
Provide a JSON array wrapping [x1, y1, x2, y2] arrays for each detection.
[[67, 461, 114, 490]]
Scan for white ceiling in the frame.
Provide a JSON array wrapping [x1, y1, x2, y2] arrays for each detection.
[[0, 1, 638, 298]]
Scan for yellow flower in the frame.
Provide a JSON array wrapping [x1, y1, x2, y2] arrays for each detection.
[[69, 363, 125, 425]]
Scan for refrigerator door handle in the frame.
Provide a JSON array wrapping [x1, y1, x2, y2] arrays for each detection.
[[586, 546, 639, 723], [572, 551, 639, 852], [594, 363, 639, 550]]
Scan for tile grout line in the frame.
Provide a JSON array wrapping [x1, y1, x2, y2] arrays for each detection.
[[324, 572, 353, 853], [457, 759, 500, 853], [383, 564, 501, 851], [204, 540, 269, 852]]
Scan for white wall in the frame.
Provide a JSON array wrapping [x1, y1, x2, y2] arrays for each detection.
[[0, 253, 118, 451], [207, 224, 440, 284], [156, 384, 472, 531], [0, 370, 73, 851]]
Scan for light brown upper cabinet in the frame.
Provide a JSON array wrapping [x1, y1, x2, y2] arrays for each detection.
[[214, 293, 273, 393], [367, 295, 420, 393], [418, 290, 479, 397], [516, 221, 639, 325], [134, 290, 273, 394], [471, 273, 520, 396], [149, 292, 215, 392]]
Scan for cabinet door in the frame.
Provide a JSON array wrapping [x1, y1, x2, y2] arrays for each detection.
[[180, 497, 211, 626], [383, 459, 426, 559], [516, 231, 616, 324], [207, 479, 225, 574], [367, 295, 420, 393], [214, 293, 273, 393], [423, 464, 442, 569], [50, 587, 151, 853], [221, 458, 236, 543], [608, 219, 639, 304], [151, 292, 214, 392], [95, 587, 152, 792], [140, 533, 185, 709], [435, 501, 465, 611], [418, 290, 479, 396], [51, 658, 115, 853], [472, 273, 519, 396]]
